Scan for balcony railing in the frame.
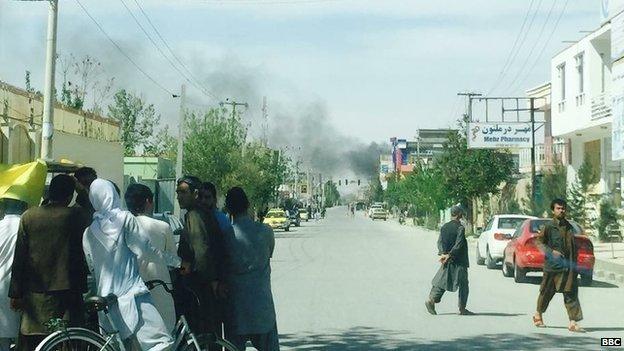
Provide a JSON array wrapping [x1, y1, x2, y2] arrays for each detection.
[[591, 92, 612, 121], [518, 141, 569, 174]]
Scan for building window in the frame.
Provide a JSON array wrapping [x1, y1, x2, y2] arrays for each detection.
[[575, 53, 584, 94], [557, 63, 566, 101]]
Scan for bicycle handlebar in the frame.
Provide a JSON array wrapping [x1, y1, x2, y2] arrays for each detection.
[[145, 279, 174, 294]]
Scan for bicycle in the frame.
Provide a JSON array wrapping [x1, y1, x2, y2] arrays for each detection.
[[35, 279, 239, 351]]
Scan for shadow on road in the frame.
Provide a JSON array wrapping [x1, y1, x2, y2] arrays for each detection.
[[518, 276, 619, 288], [436, 312, 526, 317], [279, 327, 603, 350]]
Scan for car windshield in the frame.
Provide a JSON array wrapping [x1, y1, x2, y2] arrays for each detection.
[[529, 219, 582, 234], [299, 209, 307, 213], [497, 217, 527, 230], [266, 211, 285, 218]]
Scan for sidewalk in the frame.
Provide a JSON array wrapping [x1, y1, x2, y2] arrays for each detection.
[[591, 239, 624, 283]]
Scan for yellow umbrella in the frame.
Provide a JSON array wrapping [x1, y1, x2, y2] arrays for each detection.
[[0, 160, 48, 206]]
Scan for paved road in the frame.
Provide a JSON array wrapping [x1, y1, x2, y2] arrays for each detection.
[[270, 207, 624, 350]]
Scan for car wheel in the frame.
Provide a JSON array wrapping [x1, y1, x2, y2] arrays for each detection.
[[513, 259, 526, 283], [475, 244, 485, 265], [485, 247, 497, 269], [502, 254, 514, 277], [580, 271, 593, 286]]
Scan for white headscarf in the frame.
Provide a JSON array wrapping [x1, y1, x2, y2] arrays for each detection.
[[88, 179, 129, 252]]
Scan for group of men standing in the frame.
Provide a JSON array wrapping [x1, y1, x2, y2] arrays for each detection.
[[0, 167, 280, 350]]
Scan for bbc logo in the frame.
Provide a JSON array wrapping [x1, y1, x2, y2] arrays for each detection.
[[601, 338, 622, 347]]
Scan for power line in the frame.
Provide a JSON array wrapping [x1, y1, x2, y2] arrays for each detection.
[[118, 0, 203, 96], [506, 0, 558, 93], [489, 0, 543, 95], [512, 0, 570, 92], [74, 0, 176, 96], [487, 0, 535, 95], [130, 0, 220, 101]]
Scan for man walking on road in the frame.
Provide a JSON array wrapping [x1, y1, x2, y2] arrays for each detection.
[[425, 206, 474, 316], [533, 198, 585, 332]]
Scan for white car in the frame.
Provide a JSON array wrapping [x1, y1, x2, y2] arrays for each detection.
[[368, 205, 383, 218], [476, 214, 536, 269]]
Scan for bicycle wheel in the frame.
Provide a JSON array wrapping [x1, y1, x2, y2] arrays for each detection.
[[35, 327, 119, 351]]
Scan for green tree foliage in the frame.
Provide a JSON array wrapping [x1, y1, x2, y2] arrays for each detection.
[[435, 127, 517, 221], [567, 153, 599, 228], [597, 198, 619, 241], [183, 107, 245, 191], [324, 181, 340, 207], [108, 89, 163, 156], [365, 176, 384, 204], [182, 107, 289, 211], [540, 161, 567, 211]]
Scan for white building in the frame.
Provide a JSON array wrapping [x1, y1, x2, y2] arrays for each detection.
[[550, 21, 619, 202]]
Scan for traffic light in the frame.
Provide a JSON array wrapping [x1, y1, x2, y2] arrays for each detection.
[[338, 180, 341, 186], [358, 179, 361, 186], [345, 179, 348, 185]]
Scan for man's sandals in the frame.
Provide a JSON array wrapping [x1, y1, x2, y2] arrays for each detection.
[[532, 315, 545, 328], [533, 316, 586, 333]]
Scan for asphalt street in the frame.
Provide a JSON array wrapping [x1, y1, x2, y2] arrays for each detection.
[[270, 207, 624, 351]]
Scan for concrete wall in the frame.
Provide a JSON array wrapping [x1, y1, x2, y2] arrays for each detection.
[[53, 132, 124, 191]]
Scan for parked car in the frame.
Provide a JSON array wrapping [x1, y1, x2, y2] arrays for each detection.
[[263, 208, 291, 231], [153, 211, 184, 247], [371, 207, 388, 220], [502, 218, 595, 285], [476, 214, 536, 269], [288, 209, 301, 227], [368, 204, 383, 218], [299, 208, 309, 221]]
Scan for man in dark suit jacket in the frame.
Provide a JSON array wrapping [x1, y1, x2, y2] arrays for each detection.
[[9, 174, 90, 351], [425, 206, 474, 316]]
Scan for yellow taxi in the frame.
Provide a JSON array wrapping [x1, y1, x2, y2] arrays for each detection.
[[263, 208, 291, 231]]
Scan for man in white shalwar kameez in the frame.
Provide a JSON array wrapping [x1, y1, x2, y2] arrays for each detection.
[[125, 183, 177, 332], [0, 199, 27, 351], [83, 179, 181, 351]]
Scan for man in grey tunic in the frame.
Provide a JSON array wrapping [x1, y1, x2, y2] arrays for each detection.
[[425, 206, 474, 316], [223, 187, 279, 351]]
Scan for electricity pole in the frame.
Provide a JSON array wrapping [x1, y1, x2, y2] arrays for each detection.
[[457, 92, 482, 121], [261, 96, 268, 147], [174, 84, 186, 217], [220, 98, 248, 119], [41, 0, 59, 161]]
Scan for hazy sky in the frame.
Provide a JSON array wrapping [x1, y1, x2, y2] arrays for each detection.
[[0, 0, 601, 144]]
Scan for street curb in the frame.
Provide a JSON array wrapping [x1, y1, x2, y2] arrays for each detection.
[[594, 258, 624, 284]]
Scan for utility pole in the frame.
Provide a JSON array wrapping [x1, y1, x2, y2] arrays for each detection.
[[530, 97, 536, 207], [174, 84, 186, 217], [457, 92, 482, 121], [41, 0, 59, 161], [261, 96, 268, 147], [220, 98, 248, 119]]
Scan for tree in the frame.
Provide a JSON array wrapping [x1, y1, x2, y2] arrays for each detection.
[[596, 198, 619, 241], [108, 89, 162, 156], [324, 181, 340, 207], [182, 107, 246, 191], [182, 107, 289, 212], [567, 153, 600, 228], [59, 54, 114, 114], [365, 176, 384, 204], [435, 126, 517, 227]]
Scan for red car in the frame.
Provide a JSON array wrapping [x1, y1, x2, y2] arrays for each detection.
[[502, 218, 595, 285]]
